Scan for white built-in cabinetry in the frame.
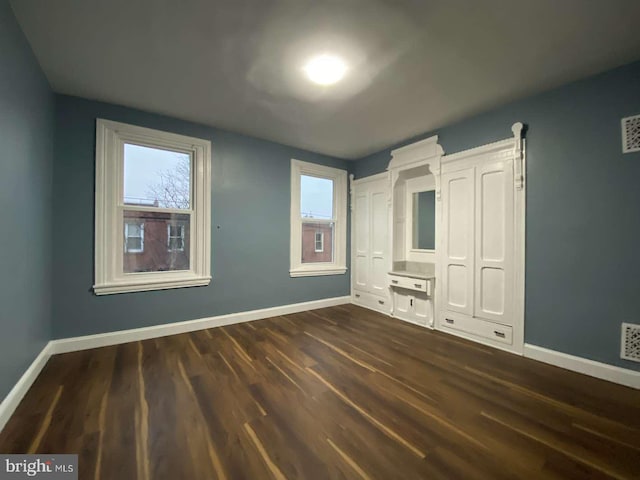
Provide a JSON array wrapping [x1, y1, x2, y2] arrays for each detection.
[[350, 123, 525, 356], [387, 136, 442, 327], [438, 123, 525, 353], [350, 173, 391, 314], [390, 280, 432, 326]]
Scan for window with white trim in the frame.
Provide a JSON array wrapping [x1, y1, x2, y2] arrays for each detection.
[[124, 222, 144, 253], [314, 232, 324, 252], [94, 119, 211, 295], [290, 159, 347, 277], [168, 224, 185, 252]]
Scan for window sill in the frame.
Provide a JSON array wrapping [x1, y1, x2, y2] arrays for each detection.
[[93, 275, 211, 295], [289, 267, 347, 278]]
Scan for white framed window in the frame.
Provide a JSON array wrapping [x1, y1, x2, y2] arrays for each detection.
[[290, 159, 347, 277], [314, 232, 324, 252], [167, 223, 185, 252], [124, 222, 144, 253], [94, 119, 211, 295]]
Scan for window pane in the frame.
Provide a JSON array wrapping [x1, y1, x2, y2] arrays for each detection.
[[127, 223, 141, 237], [123, 210, 190, 273], [168, 238, 180, 250], [302, 222, 333, 263], [300, 175, 333, 220], [124, 144, 191, 209], [127, 237, 142, 252]]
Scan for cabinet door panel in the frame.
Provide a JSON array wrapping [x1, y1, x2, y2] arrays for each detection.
[[413, 295, 430, 326], [354, 191, 369, 290], [475, 161, 514, 324], [393, 291, 411, 316], [370, 189, 388, 295], [441, 168, 475, 316]]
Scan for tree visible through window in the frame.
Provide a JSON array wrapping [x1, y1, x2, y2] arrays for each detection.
[[123, 144, 191, 273], [94, 119, 211, 295]]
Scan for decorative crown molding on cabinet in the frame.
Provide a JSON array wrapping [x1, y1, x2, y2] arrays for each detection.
[[389, 135, 444, 170], [388, 135, 444, 201]]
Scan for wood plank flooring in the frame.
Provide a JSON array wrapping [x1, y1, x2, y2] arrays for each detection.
[[1, 304, 639, 479]]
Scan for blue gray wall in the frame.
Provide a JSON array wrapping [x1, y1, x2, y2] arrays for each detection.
[[52, 95, 351, 338], [354, 61, 640, 370], [0, 1, 54, 398]]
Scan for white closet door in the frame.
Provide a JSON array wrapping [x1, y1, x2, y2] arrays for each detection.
[[370, 187, 388, 296], [354, 190, 370, 291], [441, 168, 475, 316], [475, 160, 514, 325]]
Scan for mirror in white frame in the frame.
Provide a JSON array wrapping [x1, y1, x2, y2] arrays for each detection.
[[412, 190, 436, 251]]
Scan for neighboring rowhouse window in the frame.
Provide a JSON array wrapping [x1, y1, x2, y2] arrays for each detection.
[[290, 159, 347, 277], [168, 224, 186, 252], [124, 223, 144, 253], [314, 232, 324, 252], [94, 119, 211, 295]]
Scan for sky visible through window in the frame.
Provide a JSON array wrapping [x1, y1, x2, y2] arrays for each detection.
[[123, 144, 191, 208], [301, 175, 333, 219]]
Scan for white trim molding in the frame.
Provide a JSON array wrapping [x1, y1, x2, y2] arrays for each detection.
[[94, 119, 212, 295], [524, 344, 640, 389], [0, 344, 53, 433], [49, 296, 351, 354], [290, 159, 348, 277]]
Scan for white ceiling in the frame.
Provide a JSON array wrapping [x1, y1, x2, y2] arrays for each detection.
[[10, 0, 640, 159]]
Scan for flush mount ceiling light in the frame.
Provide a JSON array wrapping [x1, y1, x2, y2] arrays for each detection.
[[303, 54, 347, 85]]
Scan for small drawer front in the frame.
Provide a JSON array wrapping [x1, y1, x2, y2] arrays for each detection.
[[441, 314, 513, 345], [388, 274, 429, 293], [353, 290, 390, 314]]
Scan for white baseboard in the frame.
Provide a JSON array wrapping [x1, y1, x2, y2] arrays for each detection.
[[0, 343, 53, 432], [524, 344, 640, 389], [49, 296, 351, 354], [0, 295, 350, 433]]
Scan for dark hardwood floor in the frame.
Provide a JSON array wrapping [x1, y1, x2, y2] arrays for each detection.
[[1, 304, 639, 479]]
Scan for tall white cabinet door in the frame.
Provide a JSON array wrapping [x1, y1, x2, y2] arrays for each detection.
[[441, 168, 475, 316], [369, 187, 389, 296], [475, 160, 514, 325], [354, 190, 370, 291]]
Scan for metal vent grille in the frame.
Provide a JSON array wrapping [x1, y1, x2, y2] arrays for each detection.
[[622, 114, 640, 153], [621, 323, 640, 362]]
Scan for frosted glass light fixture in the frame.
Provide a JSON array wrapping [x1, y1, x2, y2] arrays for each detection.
[[303, 54, 347, 85]]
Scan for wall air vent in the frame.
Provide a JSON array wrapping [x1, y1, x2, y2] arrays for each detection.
[[622, 114, 640, 153], [621, 322, 640, 362]]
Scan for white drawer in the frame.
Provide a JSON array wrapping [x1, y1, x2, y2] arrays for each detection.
[[441, 313, 513, 345], [388, 274, 431, 294], [352, 290, 391, 314]]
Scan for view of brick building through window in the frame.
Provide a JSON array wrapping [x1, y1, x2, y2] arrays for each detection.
[[123, 143, 192, 273], [299, 174, 335, 264], [301, 222, 333, 263], [123, 211, 190, 273]]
